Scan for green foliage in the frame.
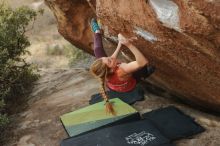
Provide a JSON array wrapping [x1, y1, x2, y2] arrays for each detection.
[[64, 44, 91, 66], [45, 42, 91, 67], [0, 114, 9, 127], [0, 3, 39, 143], [0, 4, 36, 61], [46, 44, 67, 56]]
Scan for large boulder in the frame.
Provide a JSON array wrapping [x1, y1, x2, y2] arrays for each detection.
[[45, 0, 220, 111]]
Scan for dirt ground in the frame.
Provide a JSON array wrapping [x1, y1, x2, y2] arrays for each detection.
[[5, 68, 220, 146]]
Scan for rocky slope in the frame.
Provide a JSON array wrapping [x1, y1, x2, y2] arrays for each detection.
[[44, 0, 220, 112]]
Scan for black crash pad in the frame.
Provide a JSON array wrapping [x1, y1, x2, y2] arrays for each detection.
[[89, 84, 145, 105], [61, 119, 171, 146], [142, 106, 205, 140], [158, 144, 175, 146]]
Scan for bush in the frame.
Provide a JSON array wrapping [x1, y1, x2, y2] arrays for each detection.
[[64, 44, 91, 67], [0, 3, 39, 143]]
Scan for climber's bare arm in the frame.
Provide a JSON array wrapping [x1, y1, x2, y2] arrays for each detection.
[[111, 41, 122, 59], [118, 34, 148, 74]]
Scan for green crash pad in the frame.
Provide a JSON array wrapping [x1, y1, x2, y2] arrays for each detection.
[[60, 98, 140, 137]]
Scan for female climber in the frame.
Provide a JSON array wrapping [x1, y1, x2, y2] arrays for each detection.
[[90, 18, 155, 114]]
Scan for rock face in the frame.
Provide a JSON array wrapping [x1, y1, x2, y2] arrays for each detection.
[[45, 0, 220, 111]]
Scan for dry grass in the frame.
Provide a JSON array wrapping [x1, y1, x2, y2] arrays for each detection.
[[5, 0, 92, 69]]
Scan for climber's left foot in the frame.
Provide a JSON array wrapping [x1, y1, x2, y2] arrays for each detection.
[[90, 18, 100, 33]]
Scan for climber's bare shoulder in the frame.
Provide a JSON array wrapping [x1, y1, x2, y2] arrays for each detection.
[[119, 62, 141, 74]]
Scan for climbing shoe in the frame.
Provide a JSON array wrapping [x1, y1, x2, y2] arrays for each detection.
[[90, 18, 100, 32]]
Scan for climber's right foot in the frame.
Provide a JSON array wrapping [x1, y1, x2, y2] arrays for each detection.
[[90, 18, 100, 33]]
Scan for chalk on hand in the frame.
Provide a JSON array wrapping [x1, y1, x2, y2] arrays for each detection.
[[128, 36, 138, 42]]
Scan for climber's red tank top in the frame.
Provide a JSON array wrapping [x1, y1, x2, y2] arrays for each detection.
[[106, 64, 136, 92]]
